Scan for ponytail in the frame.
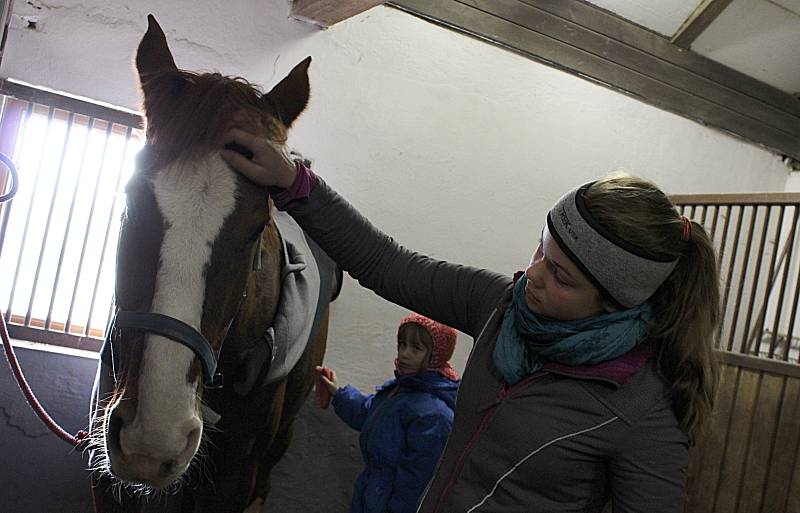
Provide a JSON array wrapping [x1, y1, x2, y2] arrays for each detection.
[[585, 173, 721, 443], [650, 218, 720, 443]]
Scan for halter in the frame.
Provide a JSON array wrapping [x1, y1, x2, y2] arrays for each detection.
[[100, 227, 265, 389], [101, 310, 221, 386]]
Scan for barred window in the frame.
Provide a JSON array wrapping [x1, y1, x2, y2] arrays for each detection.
[[0, 80, 144, 352]]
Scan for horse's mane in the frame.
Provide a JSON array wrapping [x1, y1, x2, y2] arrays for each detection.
[[140, 70, 287, 167]]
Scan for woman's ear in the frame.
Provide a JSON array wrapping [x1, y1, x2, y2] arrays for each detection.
[[601, 298, 618, 314], [596, 292, 618, 314]]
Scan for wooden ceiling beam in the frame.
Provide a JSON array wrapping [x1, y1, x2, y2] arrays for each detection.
[[671, 0, 735, 48], [387, 0, 800, 162], [291, 0, 385, 28]]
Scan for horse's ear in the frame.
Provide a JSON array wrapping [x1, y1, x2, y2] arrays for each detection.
[[136, 15, 178, 86], [263, 57, 311, 129]]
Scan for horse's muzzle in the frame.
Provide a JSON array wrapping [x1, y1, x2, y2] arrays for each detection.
[[106, 403, 202, 488]]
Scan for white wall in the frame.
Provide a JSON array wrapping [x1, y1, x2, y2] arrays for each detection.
[[786, 171, 800, 192], [2, 0, 792, 392], [0, 345, 97, 512]]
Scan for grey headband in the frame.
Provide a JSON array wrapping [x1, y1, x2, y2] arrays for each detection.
[[546, 182, 677, 308]]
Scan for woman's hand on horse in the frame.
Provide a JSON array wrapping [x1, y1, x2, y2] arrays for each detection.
[[221, 128, 297, 189], [315, 365, 339, 395]]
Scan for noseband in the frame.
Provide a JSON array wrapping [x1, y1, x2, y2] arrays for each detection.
[[101, 310, 221, 386]]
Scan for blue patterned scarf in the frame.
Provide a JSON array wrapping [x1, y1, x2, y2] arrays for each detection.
[[493, 277, 652, 385]]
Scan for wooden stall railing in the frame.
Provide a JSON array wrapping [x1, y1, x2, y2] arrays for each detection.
[[673, 193, 800, 513]]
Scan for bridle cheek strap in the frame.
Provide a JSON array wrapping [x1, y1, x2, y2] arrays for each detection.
[[101, 310, 219, 386]]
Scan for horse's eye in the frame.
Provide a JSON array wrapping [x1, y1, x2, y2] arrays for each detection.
[[249, 226, 264, 242]]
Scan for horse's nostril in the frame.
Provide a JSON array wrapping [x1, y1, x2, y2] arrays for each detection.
[[107, 409, 124, 454], [159, 460, 178, 476]]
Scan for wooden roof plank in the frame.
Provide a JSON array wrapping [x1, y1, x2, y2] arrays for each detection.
[[291, 0, 384, 28]]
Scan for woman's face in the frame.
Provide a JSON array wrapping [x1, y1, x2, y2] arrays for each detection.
[[396, 324, 432, 375], [523, 225, 609, 321]]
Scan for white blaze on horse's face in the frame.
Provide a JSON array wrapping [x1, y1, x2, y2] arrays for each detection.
[[115, 153, 236, 484]]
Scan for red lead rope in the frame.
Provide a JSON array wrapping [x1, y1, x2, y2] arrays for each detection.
[[1, 312, 89, 448], [0, 152, 89, 449]]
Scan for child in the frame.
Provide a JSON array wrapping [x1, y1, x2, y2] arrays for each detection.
[[315, 313, 460, 513]]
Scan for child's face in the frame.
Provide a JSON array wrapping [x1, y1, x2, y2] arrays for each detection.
[[396, 324, 432, 375]]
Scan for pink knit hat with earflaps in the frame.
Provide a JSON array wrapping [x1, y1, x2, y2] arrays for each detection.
[[397, 312, 459, 381]]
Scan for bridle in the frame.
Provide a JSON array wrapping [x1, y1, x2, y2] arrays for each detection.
[[101, 310, 222, 387]]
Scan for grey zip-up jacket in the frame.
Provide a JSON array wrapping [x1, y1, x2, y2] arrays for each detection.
[[288, 178, 688, 513]]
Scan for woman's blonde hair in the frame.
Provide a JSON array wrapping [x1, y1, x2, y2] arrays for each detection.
[[584, 172, 720, 444]]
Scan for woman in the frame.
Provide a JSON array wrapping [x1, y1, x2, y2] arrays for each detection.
[[221, 127, 720, 512]]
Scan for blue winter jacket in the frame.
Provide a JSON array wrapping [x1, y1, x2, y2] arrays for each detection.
[[332, 371, 459, 513]]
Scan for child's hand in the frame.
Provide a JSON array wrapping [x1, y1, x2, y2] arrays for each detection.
[[315, 365, 338, 409], [221, 127, 297, 189]]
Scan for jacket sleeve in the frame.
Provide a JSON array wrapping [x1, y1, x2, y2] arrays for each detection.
[[286, 178, 511, 338], [331, 384, 374, 432], [387, 413, 453, 513], [608, 404, 689, 512]]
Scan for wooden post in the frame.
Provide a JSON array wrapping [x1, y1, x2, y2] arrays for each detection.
[[671, 0, 734, 49], [291, 0, 384, 28]]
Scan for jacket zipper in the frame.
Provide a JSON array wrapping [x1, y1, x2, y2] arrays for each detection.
[[360, 387, 399, 467], [432, 375, 539, 513]]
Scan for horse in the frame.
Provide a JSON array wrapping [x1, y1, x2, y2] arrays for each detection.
[[87, 15, 340, 513]]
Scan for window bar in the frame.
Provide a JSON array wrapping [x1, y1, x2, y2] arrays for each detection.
[[708, 205, 721, 241], [0, 100, 32, 262], [0, 95, 8, 203], [741, 205, 780, 355], [784, 254, 800, 363], [83, 125, 133, 336], [5, 105, 55, 322], [728, 205, 759, 351], [24, 111, 76, 326], [720, 205, 744, 349], [782, 212, 800, 362], [63, 121, 113, 333], [105, 297, 115, 338], [769, 206, 800, 360], [716, 205, 733, 270], [767, 247, 795, 359], [753, 205, 791, 356], [44, 116, 97, 330]]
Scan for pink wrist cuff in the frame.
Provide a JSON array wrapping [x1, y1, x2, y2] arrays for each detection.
[[271, 160, 318, 211]]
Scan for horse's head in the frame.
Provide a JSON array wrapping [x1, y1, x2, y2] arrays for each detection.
[[93, 14, 310, 489]]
